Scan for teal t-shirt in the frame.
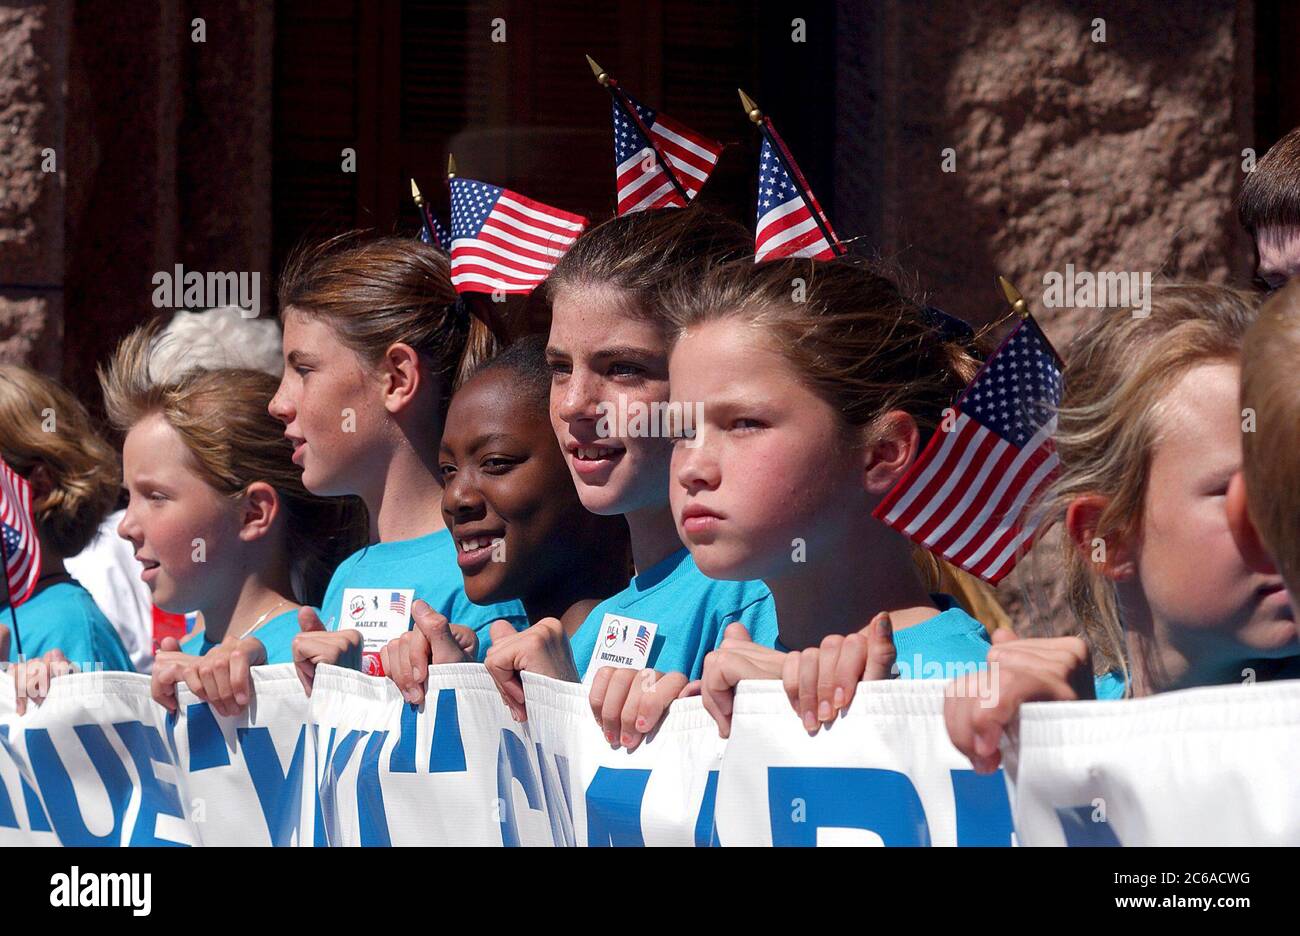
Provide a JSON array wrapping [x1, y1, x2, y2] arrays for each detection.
[[318, 529, 528, 662], [5, 579, 134, 672], [773, 594, 990, 676], [180, 608, 302, 664], [572, 547, 776, 681]]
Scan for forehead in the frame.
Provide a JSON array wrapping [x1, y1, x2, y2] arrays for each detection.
[[122, 412, 193, 470], [548, 285, 665, 351], [445, 370, 545, 439], [1150, 359, 1241, 465], [671, 319, 796, 386]]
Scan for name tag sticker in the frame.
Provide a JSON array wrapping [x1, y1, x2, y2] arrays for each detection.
[[583, 613, 658, 686], [341, 587, 415, 676]]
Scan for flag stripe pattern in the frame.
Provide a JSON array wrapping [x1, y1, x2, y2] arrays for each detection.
[[450, 178, 587, 294], [613, 91, 723, 215], [0, 458, 41, 608], [754, 133, 837, 261], [872, 316, 1064, 584]]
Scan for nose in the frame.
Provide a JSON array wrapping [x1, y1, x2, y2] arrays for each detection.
[[117, 500, 143, 548], [673, 426, 720, 493], [442, 466, 486, 522], [268, 375, 294, 424], [552, 370, 601, 427]]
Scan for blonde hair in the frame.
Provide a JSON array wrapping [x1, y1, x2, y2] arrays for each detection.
[[99, 324, 368, 605], [277, 232, 492, 407], [1032, 283, 1259, 684], [0, 366, 120, 556], [661, 255, 1010, 628], [1242, 281, 1300, 592]]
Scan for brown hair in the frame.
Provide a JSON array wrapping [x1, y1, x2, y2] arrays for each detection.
[[0, 366, 120, 556], [1238, 126, 1300, 238], [1241, 281, 1300, 593], [277, 232, 493, 409], [545, 207, 753, 324], [1032, 283, 1259, 684], [660, 255, 1011, 628], [99, 324, 368, 606]]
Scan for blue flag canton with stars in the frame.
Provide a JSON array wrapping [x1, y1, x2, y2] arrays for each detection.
[[959, 318, 1063, 448], [756, 135, 800, 223], [612, 94, 658, 165], [450, 179, 505, 240]]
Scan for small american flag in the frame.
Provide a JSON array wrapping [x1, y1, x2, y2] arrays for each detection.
[[872, 315, 1064, 584], [450, 178, 587, 294], [633, 624, 650, 655], [389, 591, 408, 617], [754, 130, 840, 262], [611, 90, 722, 215], [418, 203, 451, 255], [0, 457, 40, 608]]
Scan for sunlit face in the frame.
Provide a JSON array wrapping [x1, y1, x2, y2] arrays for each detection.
[[1254, 226, 1300, 293], [546, 284, 674, 516], [268, 309, 388, 496], [440, 370, 587, 605], [668, 318, 864, 581], [1134, 360, 1295, 658], [117, 414, 244, 613]]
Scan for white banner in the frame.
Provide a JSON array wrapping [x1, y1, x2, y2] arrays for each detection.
[[2, 664, 1298, 846]]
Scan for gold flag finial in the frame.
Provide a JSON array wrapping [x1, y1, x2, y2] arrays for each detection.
[[998, 276, 1029, 319], [737, 88, 763, 124], [447, 154, 457, 180], [586, 54, 610, 86], [410, 178, 424, 206]]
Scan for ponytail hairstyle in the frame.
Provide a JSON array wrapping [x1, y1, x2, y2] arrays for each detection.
[[277, 232, 493, 413], [99, 324, 369, 606], [1031, 283, 1259, 687], [660, 255, 1010, 627], [0, 365, 120, 557], [545, 206, 753, 327]]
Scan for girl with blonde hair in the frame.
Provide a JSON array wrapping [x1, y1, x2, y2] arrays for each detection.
[[100, 324, 367, 715], [946, 283, 1298, 773]]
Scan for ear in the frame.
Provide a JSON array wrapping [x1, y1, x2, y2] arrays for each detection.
[[1226, 471, 1278, 574], [379, 342, 425, 416], [861, 410, 920, 496], [1065, 494, 1136, 580], [237, 482, 280, 543]]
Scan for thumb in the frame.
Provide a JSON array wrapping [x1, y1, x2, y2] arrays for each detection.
[[863, 612, 897, 681], [488, 618, 517, 647], [721, 622, 752, 644], [159, 636, 182, 653], [298, 606, 326, 633], [412, 600, 466, 664], [990, 626, 1019, 646]]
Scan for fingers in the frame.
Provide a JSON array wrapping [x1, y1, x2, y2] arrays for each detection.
[[151, 659, 183, 713], [863, 613, 896, 681], [0, 622, 8, 661], [678, 680, 702, 699], [701, 652, 738, 739], [597, 668, 638, 746], [627, 671, 687, 751], [387, 632, 420, 703], [483, 633, 526, 722], [831, 632, 868, 717], [230, 638, 264, 708], [292, 633, 318, 696], [449, 624, 478, 658], [797, 648, 819, 734], [587, 666, 617, 739], [159, 636, 182, 653], [814, 635, 844, 726]]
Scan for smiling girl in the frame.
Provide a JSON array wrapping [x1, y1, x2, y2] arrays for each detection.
[[268, 235, 527, 690], [99, 324, 366, 715], [662, 257, 999, 736], [382, 335, 631, 707], [482, 208, 777, 741], [945, 284, 1298, 772]]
